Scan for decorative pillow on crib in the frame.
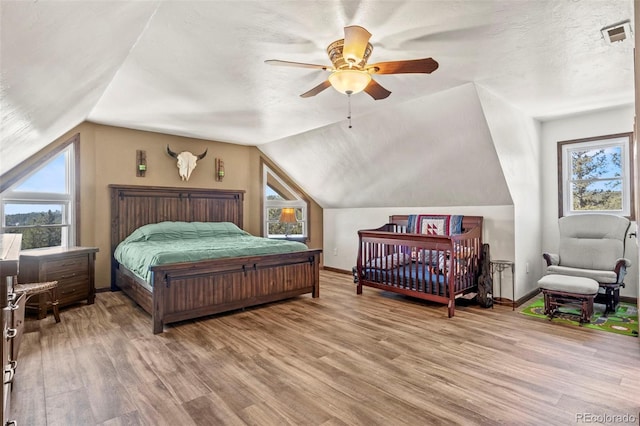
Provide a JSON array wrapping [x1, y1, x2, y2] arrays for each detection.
[[416, 249, 441, 266], [366, 253, 411, 270], [407, 214, 463, 235], [419, 216, 449, 235], [432, 253, 471, 275], [436, 252, 447, 273]]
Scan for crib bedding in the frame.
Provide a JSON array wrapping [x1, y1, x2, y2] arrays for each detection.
[[363, 263, 447, 295], [114, 221, 308, 283]]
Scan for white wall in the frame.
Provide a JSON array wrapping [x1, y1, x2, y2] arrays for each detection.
[[476, 86, 543, 301], [323, 205, 514, 283], [541, 105, 637, 297]]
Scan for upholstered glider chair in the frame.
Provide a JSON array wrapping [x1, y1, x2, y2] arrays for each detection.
[[543, 214, 631, 314]]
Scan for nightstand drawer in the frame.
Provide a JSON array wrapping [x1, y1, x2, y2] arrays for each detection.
[[46, 267, 89, 284], [58, 273, 89, 291], [43, 256, 88, 278], [58, 280, 90, 304]]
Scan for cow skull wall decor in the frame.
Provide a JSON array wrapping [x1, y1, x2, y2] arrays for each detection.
[[166, 145, 208, 181]]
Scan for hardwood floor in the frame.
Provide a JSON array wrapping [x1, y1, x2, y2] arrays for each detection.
[[10, 270, 640, 425]]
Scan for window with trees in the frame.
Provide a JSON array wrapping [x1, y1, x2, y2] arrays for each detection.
[[1, 141, 78, 249], [263, 164, 307, 239], [558, 132, 634, 219]]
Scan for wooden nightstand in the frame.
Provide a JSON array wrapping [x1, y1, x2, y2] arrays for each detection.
[[18, 246, 99, 319]]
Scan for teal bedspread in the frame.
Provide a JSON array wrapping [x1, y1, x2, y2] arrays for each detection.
[[114, 221, 308, 283]]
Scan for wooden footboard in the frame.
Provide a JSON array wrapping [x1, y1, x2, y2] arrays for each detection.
[[356, 216, 482, 317], [116, 249, 321, 334]]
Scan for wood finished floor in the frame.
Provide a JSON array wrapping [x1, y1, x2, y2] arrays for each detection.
[[10, 270, 640, 426]]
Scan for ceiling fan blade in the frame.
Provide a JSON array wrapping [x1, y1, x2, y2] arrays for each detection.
[[265, 59, 330, 70], [300, 80, 332, 98], [343, 25, 372, 63], [364, 79, 391, 100], [367, 58, 439, 74]]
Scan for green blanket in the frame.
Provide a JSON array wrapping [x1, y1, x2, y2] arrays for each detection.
[[114, 221, 308, 284]]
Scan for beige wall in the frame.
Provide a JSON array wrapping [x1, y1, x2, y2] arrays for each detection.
[[45, 122, 322, 289]]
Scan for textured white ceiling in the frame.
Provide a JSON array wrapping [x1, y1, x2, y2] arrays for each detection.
[[260, 83, 514, 208], [0, 0, 634, 208]]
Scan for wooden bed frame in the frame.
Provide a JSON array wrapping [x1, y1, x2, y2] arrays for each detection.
[[110, 184, 321, 334], [355, 215, 483, 318]]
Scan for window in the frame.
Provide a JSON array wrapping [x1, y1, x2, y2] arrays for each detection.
[[1, 141, 78, 249], [263, 164, 307, 239], [558, 132, 634, 219]]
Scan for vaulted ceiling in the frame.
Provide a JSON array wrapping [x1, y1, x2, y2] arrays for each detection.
[[1, 0, 634, 208]]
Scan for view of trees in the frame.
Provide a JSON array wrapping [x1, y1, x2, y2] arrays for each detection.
[[570, 147, 622, 211], [265, 192, 302, 235], [5, 210, 62, 249], [266, 205, 302, 235]]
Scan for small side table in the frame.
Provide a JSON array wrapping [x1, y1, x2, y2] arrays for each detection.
[[491, 260, 515, 310]]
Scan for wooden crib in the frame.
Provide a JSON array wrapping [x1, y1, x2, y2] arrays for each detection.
[[355, 215, 483, 317]]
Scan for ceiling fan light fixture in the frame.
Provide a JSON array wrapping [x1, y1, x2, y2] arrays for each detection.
[[266, 25, 437, 100], [328, 69, 371, 95]]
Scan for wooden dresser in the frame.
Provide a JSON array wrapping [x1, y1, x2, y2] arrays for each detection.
[[18, 246, 98, 319], [1, 234, 23, 426]]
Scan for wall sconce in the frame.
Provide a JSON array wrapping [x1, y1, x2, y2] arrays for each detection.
[[279, 208, 297, 237], [136, 150, 147, 177], [215, 158, 225, 181]]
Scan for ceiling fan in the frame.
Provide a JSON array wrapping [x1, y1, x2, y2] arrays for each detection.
[[265, 25, 439, 100]]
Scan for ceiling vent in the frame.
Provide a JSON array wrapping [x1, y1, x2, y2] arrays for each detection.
[[601, 20, 632, 44]]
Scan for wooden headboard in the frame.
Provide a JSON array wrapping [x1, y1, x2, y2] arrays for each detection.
[[109, 185, 245, 255]]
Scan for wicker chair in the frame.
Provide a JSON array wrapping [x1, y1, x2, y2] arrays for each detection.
[[13, 280, 61, 323]]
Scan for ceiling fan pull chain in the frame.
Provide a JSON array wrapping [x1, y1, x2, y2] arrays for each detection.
[[347, 91, 353, 128]]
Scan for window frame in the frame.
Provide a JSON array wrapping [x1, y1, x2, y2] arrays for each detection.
[[0, 134, 80, 248], [557, 132, 635, 219], [262, 163, 308, 239]]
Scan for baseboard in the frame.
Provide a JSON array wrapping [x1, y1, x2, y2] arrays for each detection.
[[323, 266, 352, 275], [620, 295, 638, 305], [516, 287, 541, 308]]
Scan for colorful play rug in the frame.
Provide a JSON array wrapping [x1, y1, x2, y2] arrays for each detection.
[[520, 298, 638, 337]]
